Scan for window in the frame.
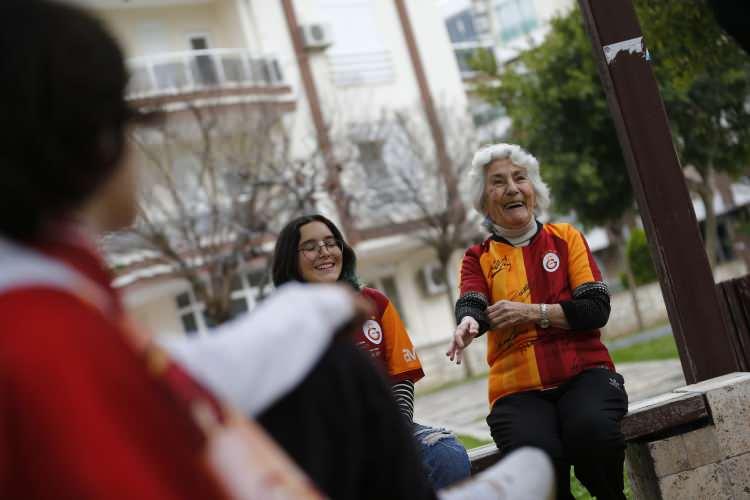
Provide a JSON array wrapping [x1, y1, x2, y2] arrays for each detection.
[[495, 0, 538, 43], [446, 10, 479, 44], [188, 34, 218, 85], [320, 0, 395, 86], [176, 290, 203, 336], [455, 19, 466, 36], [174, 269, 271, 335]]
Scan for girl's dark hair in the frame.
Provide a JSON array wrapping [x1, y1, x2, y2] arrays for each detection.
[[272, 214, 360, 290], [0, 0, 146, 241]]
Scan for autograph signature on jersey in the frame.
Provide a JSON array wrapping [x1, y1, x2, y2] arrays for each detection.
[[488, 256, 512, 279]]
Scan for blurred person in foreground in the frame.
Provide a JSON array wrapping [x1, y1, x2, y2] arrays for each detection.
[[269, 214, 471, 491], [447, 144, 629, 500], [0, 1, 554, 498], [0, 1, 378, 498]]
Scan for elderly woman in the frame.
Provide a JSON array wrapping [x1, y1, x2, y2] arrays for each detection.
[[447, 144, 629, 500]]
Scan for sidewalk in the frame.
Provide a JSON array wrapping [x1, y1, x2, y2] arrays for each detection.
[[414, 359, 686, 441]]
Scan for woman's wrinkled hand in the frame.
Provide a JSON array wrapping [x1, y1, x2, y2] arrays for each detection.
[[446, 316, 479, 365], [486, 300, 534, 330]]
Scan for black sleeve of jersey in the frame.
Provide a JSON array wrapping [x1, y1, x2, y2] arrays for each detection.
[[559, 282, 611, 330], [454, 291, 490, 337]]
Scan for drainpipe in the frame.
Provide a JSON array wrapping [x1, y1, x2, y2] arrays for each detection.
[[393, 0, 462, 213], [280, 0, 356, 240]]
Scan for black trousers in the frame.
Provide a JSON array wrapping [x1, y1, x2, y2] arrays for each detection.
[[258, 339, 436, 500], [487, 368, 628, 500]]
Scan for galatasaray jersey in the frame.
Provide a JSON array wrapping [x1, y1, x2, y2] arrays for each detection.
[[356, 287, 425, 383], [458, 223, 613, 406]]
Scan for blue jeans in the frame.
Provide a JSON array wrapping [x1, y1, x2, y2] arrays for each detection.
[[414, 422, 471, 490]]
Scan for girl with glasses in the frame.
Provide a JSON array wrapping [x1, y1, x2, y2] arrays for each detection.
[[270, 214, 472, 491]]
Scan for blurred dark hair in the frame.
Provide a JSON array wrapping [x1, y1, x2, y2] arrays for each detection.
[[272, 214, 360, 290], [0, 0, 149, 241]]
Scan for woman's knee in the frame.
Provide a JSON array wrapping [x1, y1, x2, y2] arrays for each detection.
[[562, 411, 624, 455], [414, 425, 471, 489]]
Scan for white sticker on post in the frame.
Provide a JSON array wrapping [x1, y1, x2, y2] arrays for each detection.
[[603, 36, 644, 64]]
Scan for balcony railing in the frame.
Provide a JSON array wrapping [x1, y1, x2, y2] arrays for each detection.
[[127, 49, 285, 100]]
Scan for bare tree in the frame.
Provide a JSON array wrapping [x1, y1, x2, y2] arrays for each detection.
[[113, 99, 324, 326], [341, 103, 483, 376]]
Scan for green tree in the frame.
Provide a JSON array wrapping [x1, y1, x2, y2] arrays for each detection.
[[621, 228, 658, 288], [472, 0, 750, 270]]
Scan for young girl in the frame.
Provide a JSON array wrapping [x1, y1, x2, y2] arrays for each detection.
[[270, 214, 472, 490]]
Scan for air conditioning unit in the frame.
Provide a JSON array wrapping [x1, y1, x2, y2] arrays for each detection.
[[299, 23, 332, 51], [420, 262, 448, 296]]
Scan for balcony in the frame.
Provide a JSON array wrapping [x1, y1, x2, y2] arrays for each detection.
[[126, 49, 295, 110]]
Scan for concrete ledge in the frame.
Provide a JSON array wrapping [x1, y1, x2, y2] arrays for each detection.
[[467, 444, 502, 475], [626, 372, 750, 499]]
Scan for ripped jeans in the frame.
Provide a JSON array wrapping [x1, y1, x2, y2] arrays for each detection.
[[414, 423, 471, 490]]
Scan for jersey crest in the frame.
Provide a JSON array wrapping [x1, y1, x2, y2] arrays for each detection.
[[542, 251, 560, 272], [362, 319, 383, 345]]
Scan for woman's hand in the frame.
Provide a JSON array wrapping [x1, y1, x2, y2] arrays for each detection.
[[446, 316, 479, 365], [486, 300, 535, 330]]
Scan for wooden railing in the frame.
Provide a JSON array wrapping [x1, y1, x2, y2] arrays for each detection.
[[716, 274, 750, 371]]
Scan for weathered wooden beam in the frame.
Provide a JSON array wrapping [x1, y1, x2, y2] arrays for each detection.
[[622, 392, 709, 442], [468, 392, 711, 473], [577, 0, 738, 383]]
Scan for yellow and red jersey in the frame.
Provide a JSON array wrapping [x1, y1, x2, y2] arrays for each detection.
[[356, 287, 424, 384], [458, 223, 613, 406]]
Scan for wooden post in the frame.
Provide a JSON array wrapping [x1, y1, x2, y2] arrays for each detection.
[[578, 0, 738, 383], [280, 0, 357, 240], [393, 0, 462, 211]]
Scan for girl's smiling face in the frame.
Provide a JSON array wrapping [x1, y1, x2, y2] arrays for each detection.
[[297, 221, 343, 283]]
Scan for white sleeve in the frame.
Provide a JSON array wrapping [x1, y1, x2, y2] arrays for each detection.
[[159, 282, 355, 417]]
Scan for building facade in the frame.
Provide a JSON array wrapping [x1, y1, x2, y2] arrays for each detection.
[[78, 0, 474, 352]]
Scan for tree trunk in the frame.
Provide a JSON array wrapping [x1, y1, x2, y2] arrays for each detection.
[[609, 222, 645, 332], [695, 172, 718, 269], [441, 256, 474, 378]]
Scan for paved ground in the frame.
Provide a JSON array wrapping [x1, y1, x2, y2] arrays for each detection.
[[414, 359, 686, 440]]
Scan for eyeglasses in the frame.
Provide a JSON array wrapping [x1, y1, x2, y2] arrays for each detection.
[[298, 237, 343, 260]]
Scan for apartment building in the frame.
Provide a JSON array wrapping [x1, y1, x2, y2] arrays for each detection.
[[75, 0, 473, 353], [441, 0, 573, 142]]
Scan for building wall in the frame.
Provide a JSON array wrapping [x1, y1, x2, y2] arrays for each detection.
[[122, 278, 187, 337], [100, 0, 473, 342], [356, 240, 466, 347], [530, 0, 572, 22], [94, 0, 247, 57]]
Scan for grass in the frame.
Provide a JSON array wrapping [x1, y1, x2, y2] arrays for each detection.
[[570, 469, 633, 500], [609, 333, 679, 364], [456, 434, 491, 449], [457, 436, 633, 500]]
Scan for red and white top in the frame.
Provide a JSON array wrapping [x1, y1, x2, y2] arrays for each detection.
[[0, 227, 351, 499], [355, 287, 424, 384]]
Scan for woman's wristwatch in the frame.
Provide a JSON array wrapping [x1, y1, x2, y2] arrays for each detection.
[[538, 303, 550, 329]]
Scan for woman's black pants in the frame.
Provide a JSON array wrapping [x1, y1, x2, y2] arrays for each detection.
[[487, 368, 629, 500]]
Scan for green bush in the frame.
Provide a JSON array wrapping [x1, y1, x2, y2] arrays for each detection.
[[620, 228, 657, 288]]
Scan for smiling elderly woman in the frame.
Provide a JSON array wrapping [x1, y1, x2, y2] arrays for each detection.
[[446, 144, 629, 500]]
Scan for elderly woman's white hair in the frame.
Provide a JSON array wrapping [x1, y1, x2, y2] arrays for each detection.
[[469, 143, 551, 216]]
